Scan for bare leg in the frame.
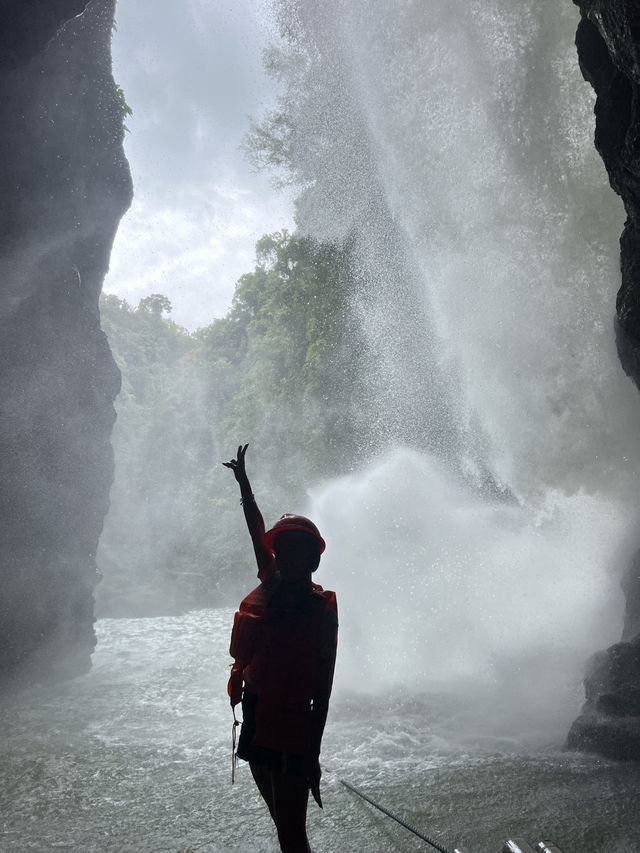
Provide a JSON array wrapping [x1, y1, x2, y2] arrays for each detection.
[[250, 762, 275, 820], [249, 762, 311, 853], [271, 768, 310, 853]]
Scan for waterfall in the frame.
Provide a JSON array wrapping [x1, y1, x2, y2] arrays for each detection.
[[266, 0, 640, 724]]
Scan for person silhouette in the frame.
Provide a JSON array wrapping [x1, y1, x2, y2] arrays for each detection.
[[223, 444, 338, 853]]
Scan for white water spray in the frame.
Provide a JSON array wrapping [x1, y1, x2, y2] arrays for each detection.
[[265, 0, 640, 726], [311, 450, 632, 737]]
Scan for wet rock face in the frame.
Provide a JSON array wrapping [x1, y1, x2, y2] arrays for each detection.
[[0, 1, 90, 69], [573, 1, 640, 376], [569, 552, 640, 759], [570, 0, 640, 759], [567, 637, 640, 761], [0, 1, 132, 684]]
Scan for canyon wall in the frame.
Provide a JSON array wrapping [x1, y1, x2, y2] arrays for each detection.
[[568, 0, 640, 760], [0, 0, 132, 684]]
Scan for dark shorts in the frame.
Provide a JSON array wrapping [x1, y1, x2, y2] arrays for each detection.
[[237, 692, 306, 778]]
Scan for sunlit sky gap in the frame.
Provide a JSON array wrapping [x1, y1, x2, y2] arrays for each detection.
[[105, 0, 294, 331]]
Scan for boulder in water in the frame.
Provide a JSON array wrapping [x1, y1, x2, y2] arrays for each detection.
[[567, 635, 640, 760]]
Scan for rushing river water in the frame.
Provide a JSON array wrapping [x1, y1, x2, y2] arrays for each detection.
[[1, 609, 638, 853]]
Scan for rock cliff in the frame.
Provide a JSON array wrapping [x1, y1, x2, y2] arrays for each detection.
[[0, 0, 132, 684], [568, 0, 640, 759]]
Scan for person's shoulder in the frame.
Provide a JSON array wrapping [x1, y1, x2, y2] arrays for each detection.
[[257, 557, 276, 584], [312, 586, 337, 611], [239, 578, 278, 613]]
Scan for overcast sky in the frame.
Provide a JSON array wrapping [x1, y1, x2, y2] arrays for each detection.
[[104, 0, 294, 330]]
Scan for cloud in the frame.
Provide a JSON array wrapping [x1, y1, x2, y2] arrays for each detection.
[[106, 0, 293, 329], [105, 167, 293, 330]]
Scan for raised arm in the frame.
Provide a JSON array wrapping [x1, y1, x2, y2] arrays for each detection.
[[222, 444, 274, 581]]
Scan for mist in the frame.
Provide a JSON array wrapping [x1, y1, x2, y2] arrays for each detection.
[[3, 1, 640, 850], [237, 0, 640, 679], [100, 0, 640, 697]]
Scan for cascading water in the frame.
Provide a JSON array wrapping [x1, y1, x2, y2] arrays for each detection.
[[313, 452, 629, 736], [263, 0, 640, 735], [4, 4, 640, 852]]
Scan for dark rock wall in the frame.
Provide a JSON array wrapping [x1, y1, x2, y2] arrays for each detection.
[[569, 0, 640, 759], [573, 1, 640, 375], [567, 637, 640, 760], [0, 0, 132, 684]]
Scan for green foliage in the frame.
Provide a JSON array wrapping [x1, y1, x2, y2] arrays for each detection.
[[97, 295, 204, 614], [113, 82, 132, 133], [97, 233, 367, 616], [137, 293, 172, 316], [219, 231, 367, 486], [243, 111, 293, 185], [100, 294, 189, 403]]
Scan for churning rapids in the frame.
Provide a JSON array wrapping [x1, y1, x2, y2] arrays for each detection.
[[0, 609, 638, 853]]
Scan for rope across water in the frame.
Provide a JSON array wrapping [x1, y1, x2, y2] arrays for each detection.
[[340, 779, 453, 853]]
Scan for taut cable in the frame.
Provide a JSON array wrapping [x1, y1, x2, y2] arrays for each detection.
[[341, 778, 453, 853]]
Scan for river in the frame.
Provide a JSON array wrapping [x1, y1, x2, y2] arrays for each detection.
[[1, 609, 638, 852]]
